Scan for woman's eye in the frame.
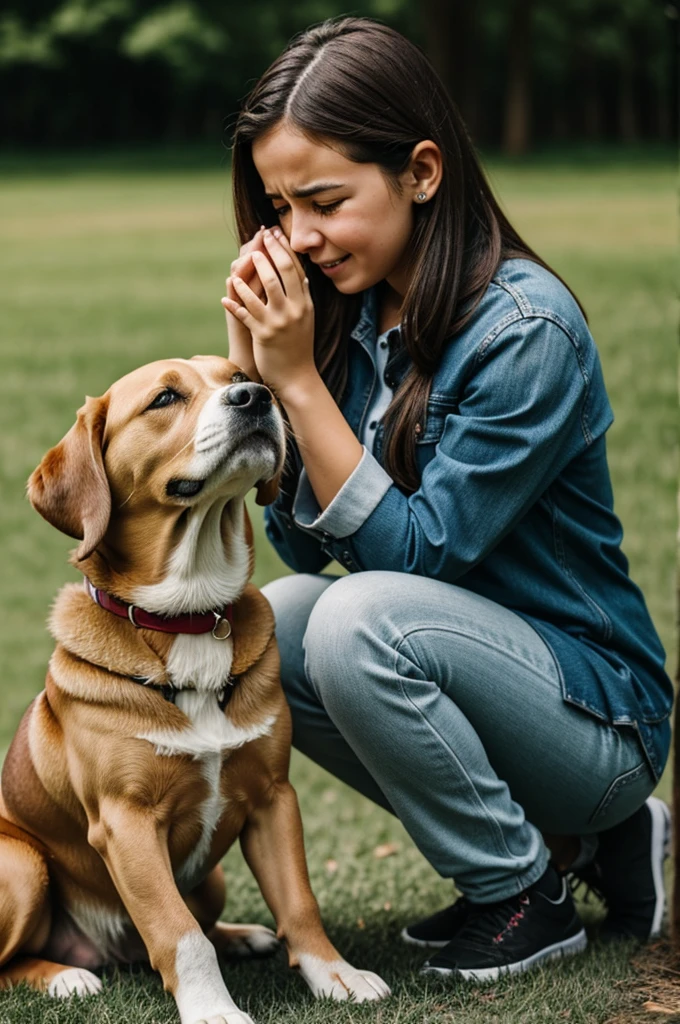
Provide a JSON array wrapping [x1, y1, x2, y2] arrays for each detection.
[[314, 200, 343, 216], [273, 200, 343, 219], [147, 388, 183, 410]]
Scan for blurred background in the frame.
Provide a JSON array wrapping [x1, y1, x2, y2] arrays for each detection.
[[0, 0, 677, 152], [0, 5, 677, 1020]]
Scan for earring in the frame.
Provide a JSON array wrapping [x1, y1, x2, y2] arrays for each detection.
[[415, 191, 427, 202]]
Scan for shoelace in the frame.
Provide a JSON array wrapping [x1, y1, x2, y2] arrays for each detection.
[[568, 863, 605, 906], [454, 893, 531, 946]]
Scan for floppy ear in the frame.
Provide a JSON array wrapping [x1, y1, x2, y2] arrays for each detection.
[[254, 473, 280, 507], [28, 394, 111, 561]]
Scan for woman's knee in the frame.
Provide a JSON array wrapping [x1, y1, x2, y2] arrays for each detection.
[[303, 573, 392, 707]]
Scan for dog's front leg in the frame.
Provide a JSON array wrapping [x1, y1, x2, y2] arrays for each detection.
[[90, 800, 254, 1024], [240, 781, 390, 1003]]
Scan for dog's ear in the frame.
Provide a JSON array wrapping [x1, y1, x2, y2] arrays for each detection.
[[254, 473, 280, 507], [28, 394, 111, 561]]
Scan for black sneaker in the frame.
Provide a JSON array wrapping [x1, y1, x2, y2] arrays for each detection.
[[401, 896, 472, 948], [569, 796, 671, 942], [420, 866, 587, 982]]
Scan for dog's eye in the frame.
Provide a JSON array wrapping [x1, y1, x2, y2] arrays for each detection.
[[231, 372, 249, 384], [147, 388, 183, 410]]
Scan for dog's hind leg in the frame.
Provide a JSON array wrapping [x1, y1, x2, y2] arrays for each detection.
[[0, 833, 101, 997], [187, 866, 278, 959]]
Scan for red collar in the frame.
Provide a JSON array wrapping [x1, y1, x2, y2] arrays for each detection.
[[84, 578, 233, 639]]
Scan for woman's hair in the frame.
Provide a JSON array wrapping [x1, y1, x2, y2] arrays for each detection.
[[231, 16, 581, 494]]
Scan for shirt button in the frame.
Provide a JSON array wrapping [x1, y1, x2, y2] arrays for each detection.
[[369, 420, 377, 429], [380, 339, 388, 349]]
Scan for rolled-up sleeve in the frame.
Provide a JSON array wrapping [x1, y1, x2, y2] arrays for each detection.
[[292, 447, 394, 539], [332, 317, 598, 580]]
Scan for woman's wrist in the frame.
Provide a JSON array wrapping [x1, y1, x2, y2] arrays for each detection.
[[273, 367, 324, 411]]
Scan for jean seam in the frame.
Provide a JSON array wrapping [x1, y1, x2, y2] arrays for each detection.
[[391, 641, 537, 868]]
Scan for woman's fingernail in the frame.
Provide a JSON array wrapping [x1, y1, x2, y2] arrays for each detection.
[[264, 229, 272, 239], [272, 227, 282, 239]]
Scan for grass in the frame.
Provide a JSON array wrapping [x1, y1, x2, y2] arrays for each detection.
[[0, 147, 677, 1023]]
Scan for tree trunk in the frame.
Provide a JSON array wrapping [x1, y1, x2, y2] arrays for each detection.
[[503, 0, 533, 156], [618, 39, 637, 142], [673, 544, 680, 958], [421, 0, 481, 142]]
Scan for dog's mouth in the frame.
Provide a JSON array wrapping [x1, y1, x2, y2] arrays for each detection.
[[166, 478, 205, 499]]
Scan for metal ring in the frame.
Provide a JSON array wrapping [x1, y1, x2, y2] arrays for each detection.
[[212, 614, 232, 641]]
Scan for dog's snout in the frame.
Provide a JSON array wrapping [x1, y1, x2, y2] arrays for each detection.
[[224, 383, 272, 413]]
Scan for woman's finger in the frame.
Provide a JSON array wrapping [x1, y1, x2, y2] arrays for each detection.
[[222, 296, 257, 332], [260, 231, 306, 300], [251, 250, 287, 308], [266, 228, 307, 287], [230, 274, 268, 321]]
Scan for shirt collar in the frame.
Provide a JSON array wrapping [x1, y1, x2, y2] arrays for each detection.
[[350, 287, 378, 348]]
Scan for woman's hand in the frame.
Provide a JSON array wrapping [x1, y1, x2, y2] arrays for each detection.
[[223, 227, 269, 381], [222, 228, 318, 404]]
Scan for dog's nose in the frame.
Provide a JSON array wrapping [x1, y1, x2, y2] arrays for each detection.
[[223, 383, 272, 413]]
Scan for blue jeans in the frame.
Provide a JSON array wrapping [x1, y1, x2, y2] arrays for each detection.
[[262, 571, 655, 904]]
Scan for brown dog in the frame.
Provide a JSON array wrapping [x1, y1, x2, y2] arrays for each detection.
[[0, 356, 389, 1023]]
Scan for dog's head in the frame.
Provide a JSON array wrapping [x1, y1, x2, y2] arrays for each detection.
[[28, 356, 285, 563]]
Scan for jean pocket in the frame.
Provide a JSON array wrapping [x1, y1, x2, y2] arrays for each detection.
[[587, 761, 653, 828]]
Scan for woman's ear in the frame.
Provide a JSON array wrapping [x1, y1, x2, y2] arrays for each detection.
[[409, 140, 443, 202], [28, 394, 111, 561]]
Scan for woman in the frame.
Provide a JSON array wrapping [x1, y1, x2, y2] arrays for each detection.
[[221, 16, 673, 981]]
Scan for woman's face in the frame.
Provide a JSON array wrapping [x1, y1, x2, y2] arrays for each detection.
[[251, 122, 418, 298]]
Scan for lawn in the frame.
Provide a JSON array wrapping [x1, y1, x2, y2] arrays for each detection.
[[0, 146, 676, 1023]]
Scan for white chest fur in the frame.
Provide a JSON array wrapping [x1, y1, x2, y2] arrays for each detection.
[[135, 631, 275, 758], [134, 632, 276, 889]]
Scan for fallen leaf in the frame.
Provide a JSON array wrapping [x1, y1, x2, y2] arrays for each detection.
[[643, 1003, 678, 1015], [324, 859, 338, 874], [373, 842, 400, 859]]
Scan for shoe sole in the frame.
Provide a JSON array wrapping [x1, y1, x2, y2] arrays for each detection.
[[647, 796, 671, 940], [420, 928, 588, 983], [400, 927, 450, 949]]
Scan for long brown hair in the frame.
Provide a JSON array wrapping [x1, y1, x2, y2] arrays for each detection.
[[231, 16, 582, 494]]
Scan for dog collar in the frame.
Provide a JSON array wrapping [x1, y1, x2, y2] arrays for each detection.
[[84, 578, 233, 639]]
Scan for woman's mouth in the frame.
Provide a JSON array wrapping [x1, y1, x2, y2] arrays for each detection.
[[319, 255, 350, 274]]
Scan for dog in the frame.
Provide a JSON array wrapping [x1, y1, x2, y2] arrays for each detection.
[[0, 355, 390, 1023]]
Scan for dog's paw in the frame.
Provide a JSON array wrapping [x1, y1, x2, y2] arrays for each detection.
[[298, 955, 391, 1002], [210, 922, 279, 959], [192, 1014, 255, 1024], [47, 968, 103, 998]]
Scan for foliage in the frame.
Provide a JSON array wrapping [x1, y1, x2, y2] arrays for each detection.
[[0, 0, 675, 148]]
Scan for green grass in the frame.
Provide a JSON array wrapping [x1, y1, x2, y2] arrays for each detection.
[[0, 148, 676, 1023]]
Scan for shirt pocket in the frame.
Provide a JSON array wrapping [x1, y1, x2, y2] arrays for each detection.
[[416, 392, 460, 446]]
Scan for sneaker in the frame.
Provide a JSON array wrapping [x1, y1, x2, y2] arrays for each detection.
[[420, 866, 587, 982], [401, 896, 472, 948], [569, 796, 671, 942]]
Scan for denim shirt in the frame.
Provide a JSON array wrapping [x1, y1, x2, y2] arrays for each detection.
[[265, 258, 673, 781]]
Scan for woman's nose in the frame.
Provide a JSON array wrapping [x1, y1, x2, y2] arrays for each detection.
[[288, 214, 323, 254]]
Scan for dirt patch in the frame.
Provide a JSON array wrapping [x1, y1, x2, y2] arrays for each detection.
[[606, 943, 680, 1023]]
